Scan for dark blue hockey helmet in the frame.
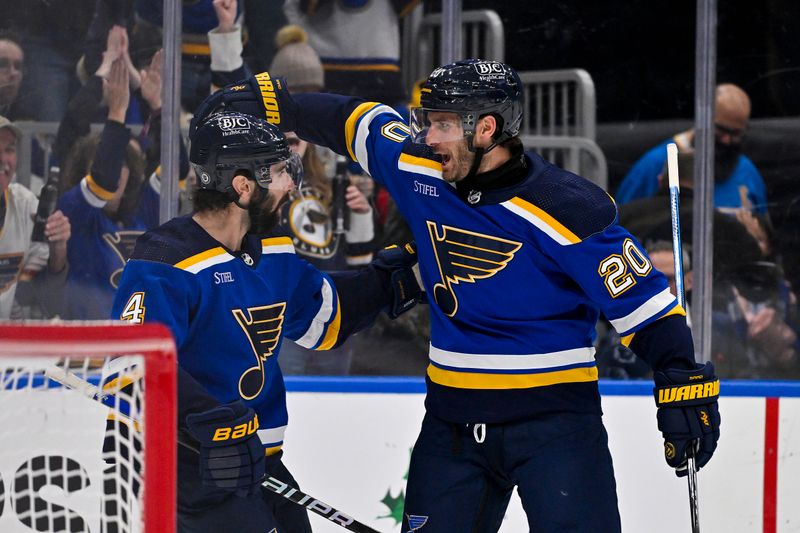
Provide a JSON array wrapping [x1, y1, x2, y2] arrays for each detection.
[[190, 111, 302, 194], [410, 59, 523, 147]]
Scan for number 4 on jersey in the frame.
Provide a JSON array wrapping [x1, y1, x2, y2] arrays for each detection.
[[120, 292, 147, 323]]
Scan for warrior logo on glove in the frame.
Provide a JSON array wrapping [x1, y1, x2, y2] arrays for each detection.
[[255, 72, 281, 125], [653, 362, 721, 476]]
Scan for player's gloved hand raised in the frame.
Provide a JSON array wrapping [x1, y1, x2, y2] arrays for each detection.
[[371, 242, 424, 319], [653, 362, 721, 477], [190, 72, 296, 136], [185, 401, 265, 496]]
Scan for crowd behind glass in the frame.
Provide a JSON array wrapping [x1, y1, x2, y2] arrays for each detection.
[[0, 0, 797, 380]]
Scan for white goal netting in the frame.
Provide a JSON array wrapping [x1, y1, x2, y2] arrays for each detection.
[[0, 323, 176, 533]]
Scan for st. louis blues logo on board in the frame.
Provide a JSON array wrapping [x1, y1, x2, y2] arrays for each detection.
[[232, 303, 286, 400], [406, 514, 429, 532], [426, 221, 521, 317]]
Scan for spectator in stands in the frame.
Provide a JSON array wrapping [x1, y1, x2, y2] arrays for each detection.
[[0, 117, 71, 319], [206, 0, 250, 88], [9, 0, 96, 121], [266, 25, 380, 374], [615, 151, 799, 379], [284, 0, 418, 107], [131, 0, 244, 112], [0, 34, 24, 120], [57, 55, 185, 319], [616, 83, 768, 214], [240, 0, 288, 72]]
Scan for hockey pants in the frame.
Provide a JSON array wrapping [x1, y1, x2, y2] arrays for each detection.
[[403, 411, 621, 532]]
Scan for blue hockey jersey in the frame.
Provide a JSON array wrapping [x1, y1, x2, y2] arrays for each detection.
[[289, 93, 686, 423], [58, 174, 161, 319], [111, 215, 390, 453]]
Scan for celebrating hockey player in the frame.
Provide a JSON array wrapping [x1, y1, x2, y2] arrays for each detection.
[[110, 111, 422, 532], [192, 60, 721, 532]]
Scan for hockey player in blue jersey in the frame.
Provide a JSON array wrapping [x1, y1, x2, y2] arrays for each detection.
[[110, 111, 422, 532], [192, 60, 721, 532]]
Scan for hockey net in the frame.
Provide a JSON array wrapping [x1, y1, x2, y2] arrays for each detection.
[[0, 322, 176, 533]]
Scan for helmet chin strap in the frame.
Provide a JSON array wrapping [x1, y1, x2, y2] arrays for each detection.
[[463, 135, 498, 181]]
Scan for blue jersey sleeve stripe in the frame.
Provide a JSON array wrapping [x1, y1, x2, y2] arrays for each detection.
[[398, 153, 443, 180], [610, 287, 678, 335], [295, 277, 337, 349], [315, 289, 342, 350], [260, 236, 295, 254], [429, 345, 595, 370], [430, 360, 597, 375], [174, 247, 234, 273], [80, 176, 111, 207], [502, 197, 582, 245], [345, 102, 380, 161], [353, 104, 403, 176], [256, 425, 286, 446], [427, 364, 598, 390]]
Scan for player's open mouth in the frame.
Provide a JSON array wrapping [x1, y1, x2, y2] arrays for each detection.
[[440, 154, 451, 168]]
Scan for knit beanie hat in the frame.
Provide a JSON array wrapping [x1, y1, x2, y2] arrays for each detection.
[[269, 25, 324, 91]]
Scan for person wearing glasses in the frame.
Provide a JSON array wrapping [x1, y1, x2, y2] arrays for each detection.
[[615, 83, 768, 214]]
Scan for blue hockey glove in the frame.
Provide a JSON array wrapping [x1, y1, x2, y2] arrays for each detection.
[[371, 243, 424, 319], [185, 401, 265, 496], [653, 362, 721, 477], [190, 72, 297, 136]]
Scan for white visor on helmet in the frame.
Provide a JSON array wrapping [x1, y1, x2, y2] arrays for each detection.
[[409, 107, 467, 144]]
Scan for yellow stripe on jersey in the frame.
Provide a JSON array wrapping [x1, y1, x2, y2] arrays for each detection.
[[174, 247, 228, 270], [622, 304, 687, 347], [316, 297, 342, 350], [181, 42, 211, 56], [509, 197, 581, 244], [265, 445, 283, 456], [427, 364, 598, 390], [261, 236, 293, 248], [398, 153, 443, 172], [664, 304, 687, 318], [620, 333, 635, 347], [345, 102, 380, 161], [85, 174, 116, 201]]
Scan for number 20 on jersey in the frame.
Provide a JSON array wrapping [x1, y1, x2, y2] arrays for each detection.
[[598, 239, 653, 297]]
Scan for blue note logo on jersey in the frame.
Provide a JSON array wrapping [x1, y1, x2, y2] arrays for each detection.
[[426, 221, 522, 317], [406, 514, 429, 532], [232, 303, 286, 400], [104, 231, 144, 288]]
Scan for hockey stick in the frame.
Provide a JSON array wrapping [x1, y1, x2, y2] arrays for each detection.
[[666, 143, 701, 533], [44, 366, 383, 533]]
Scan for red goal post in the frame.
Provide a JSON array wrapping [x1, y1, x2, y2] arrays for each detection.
[[0, 322, 176, 533]]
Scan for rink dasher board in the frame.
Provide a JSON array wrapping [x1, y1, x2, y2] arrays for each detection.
[[0, 379, 796, 532], [282, 378, 799, 533]]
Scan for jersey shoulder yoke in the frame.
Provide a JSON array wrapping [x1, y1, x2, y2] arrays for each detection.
[[509, 163, 617, 243]]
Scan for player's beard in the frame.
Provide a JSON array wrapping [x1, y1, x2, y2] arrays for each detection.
[[714, 139, 742, 183], [442, 140, 473, 182], [247, 187, 281, 235]]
